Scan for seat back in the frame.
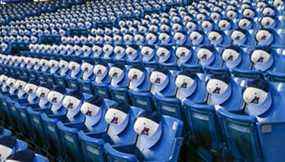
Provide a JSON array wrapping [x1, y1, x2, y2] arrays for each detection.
[[218, 108, 262, 161], [188, 103, 222, 150], [136, 115, 184, 162]]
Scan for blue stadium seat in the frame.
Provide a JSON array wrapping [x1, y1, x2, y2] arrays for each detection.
[[156, 46, 178, 70], [78, 62, 95, 96], [217, 79, 285, 162], [27, 86, 51, 147], [41, 90, 67, 159], [78, 98, 117, 162], [54, 60, 70, 93], [183, 74, 244, 161], [56, 94, 85, 162], [108, 64, 130, 105], [92, 63, 111, 98], [104, 111, 184, 162], [176, 71, 208, 128], [13, 83, 39, 138], [150, 69, 181, 118], [79, 105, 144, 162], [128, 66, 153, 110], [0, 136, 28, 161], [66, 61, 82, 91], [126, 45, 142, 65], [6, 149, 49, 162], [141, 45, 158, 68], [197, 45, 228, 75]]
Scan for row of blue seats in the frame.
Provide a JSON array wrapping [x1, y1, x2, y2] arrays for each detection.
[[0, 0, 185, 51], [15, 43, 285, 82], [1, 0, 284, 54], [0, 74, 183, 162], [0, 0, 83, 25], [1, 52, 285, 162], [0, 127, 49, 162], [0, 0, 181, 38], [0, 1, 284, 162]]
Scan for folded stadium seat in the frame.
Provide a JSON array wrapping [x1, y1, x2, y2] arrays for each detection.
[[26, 86, 51, 148], [104, 111, 184, 162], [55, 45, 67, 61], [28, 58, 42, 85], [176, 46, 202, 73], [14, 57, 30, 82], [61, 45, 75, 62], [197, 45, 228, 75], [241, 6, 260, 22], [77, 98, 117, 162], [237, 16, 259, 35], [41, 91, 67, 160], [0, 76, 12, 127], [216, 18, 238, 37], [108, 64, 130, 105], [0, 136, 28, 161], [158, 30, 173, 47], [255, 28, 285, 48], [113, 45, 128, 64], [6, 149, 49, 162], [0, 77, 22, 130], [173, 28, 189, 47], [92, 63, 111, 98], [14, 83, 39, 139], [184, 74, 244, 161], [38, 59, 50, 87], [78, 62, 95, 97], [145, 29, 159, 46], [207, 29, 232, 50], [3, 78, 26, 131], [70, 45, 84, 62], [123, 31, 135, 46], [156, 46, 178, 70], [53, 60, 70, 93], [134, 28, 147, 46], [82, 105, 144, 162], [188, 29, 210, 50], [141, 45, 158, 68], [250, 48, 285, 82], [112, 30, 123, 45], [175, 70, 208, 120], [217, 79, 285, 162], [230, 28, 256, 50], [81, 45, 93, 62], [200, 19, 217, 35], [150, 69, 182, 119], [102, 44, 115, 64], [126, 45, 142, 66], [221, 46, 252, 79], [220, 46, 254, 88], [127, 66, 153, 111], [46, 60, 60, 90], [66, 61, 82, 91], [56, 94, 85, 162], [272, 0, 285, 15], [259, 14, 284, 35], [24, 58, 37, 82], [92, 45, 104, 64]]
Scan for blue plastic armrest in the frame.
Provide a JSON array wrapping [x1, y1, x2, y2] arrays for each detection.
[[169, 137, 184, 162], [49, 114, 67, 121], [104, 143, 138, 162], [64, 121, 85, 129]]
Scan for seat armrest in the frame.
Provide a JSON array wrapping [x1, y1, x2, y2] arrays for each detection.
[[104, 143, 138, 162]]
